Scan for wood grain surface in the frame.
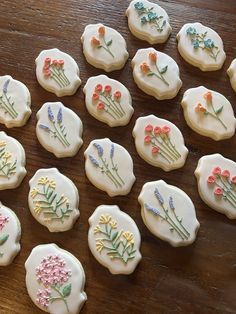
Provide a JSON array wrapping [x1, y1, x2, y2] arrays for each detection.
[[0, 0, 236, 313]]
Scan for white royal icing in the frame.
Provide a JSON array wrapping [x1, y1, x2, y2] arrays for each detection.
[[227, 59, 236, 93]]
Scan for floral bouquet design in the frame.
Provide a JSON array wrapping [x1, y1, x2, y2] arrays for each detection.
[[0, 79, 18, 119], [0, 140, 17, 178], [0, 213, 9, 257], [36, 254, 72, 312], [207, 167, 236, 209], [91, 25, 114, 58], [42, 58, 70, 88], [94, 214, 136, 264]]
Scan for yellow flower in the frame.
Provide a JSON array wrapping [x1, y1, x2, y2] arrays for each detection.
[[34, 203, 42, 215], [30, 188, 39, 198], [109, 219, 117, 229], [3, 152, 11, 160], [0, 140, 6, 147], [122, 231, 134, 244], [99, 214, 111, 224], [93, 225, 101, 234], [48, 180, 56, 189], [96, 240, 104, 252], [38, 176, 49, 185]]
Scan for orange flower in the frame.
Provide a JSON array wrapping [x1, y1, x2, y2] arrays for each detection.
[[140, 62, 150, 74], [149, 52, 157, 63], [195, 103, 206, 113], [91, 36, 100, 46], [204, 91, 212, 102], [98, 26, 105, 36]]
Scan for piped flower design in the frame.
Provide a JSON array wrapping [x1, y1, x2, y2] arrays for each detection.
[[144, 124, 181, 164], [93, 214, 136, 264], [42, 58, 70, 88], [207, 167, 236, 209], [186, 27, 220, 61], [0, 141, 17, 178], [39, 105, 70, 147], [195, 91, 227, 130], [0, 79, 18, 119], [91, 26, 114, 58], [0, 213, 9, 258], [134, 2, 166, 32], [36, 254, 72, 312], [92, 83, 125, 120], [140, 52, 169, 86]]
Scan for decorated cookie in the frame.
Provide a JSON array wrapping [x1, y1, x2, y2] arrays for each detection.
[[195, 154, 236, 219], [28, 168, 80, 232], [126, 0, 172, 44], [176, 22, 226, 71], [81, 24, 129, 72], [138, 180, 200, 247], [0, 131, 26, 190], [84, 138, 135, 197], [36, 102, 83, 158], [35, 48, 81, 97], [227, 59, 236, 92], [181, 86, 236, 141], [25, 243, 87, 314], [83, 75, 134, 127], [131, 48, 182, 100], [132, 115, 188, 171], [0, 202, 21, 266], [0, 75, 31, 128], [88, 205, 141, 274]]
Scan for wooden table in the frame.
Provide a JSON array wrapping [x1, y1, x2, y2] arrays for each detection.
[[0, 0, 235, 313]]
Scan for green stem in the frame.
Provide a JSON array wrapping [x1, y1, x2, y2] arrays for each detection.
[[49, 68, 65, 87], [151, 136, 176, 162], [155, 63, 169, 86], [99, 156, 122, 188], [218, 177, 236, 202], [108, 95, 125, 117], [110, 156, 125, 186], [207, 100, 227, 130], [51, 121, 70, 147], [0, 97, 17, 119], [161, 135, 180, 159], [100, 93, 122, 118], [50, 285, 69, 312], [215, 182, 236, 208], [104, 108, 117, 120], [151, 142, 172, 164], [3, 93, 18, 117], [171, 209, 190, 237]]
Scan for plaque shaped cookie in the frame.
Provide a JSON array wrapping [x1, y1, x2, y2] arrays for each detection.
[[126, 0, 172, 44], [195, 154, 236, 219], [181, 86, 236, 141], [131, 48, 182, 100], [227, 59, 236, 92], [83, 75, 134, 127], [25, 243, 87, 314], [138, 180, 200, 247], [84, 138, 135, 197], [0, 75, 31, 128], [88, 205, 142, 274], [35, 48, 81, 97], [133, 115, 188, 171], [28, 168, 80, 232], [0, 131, 26, 190], [0, 202, 21, 266], [177, 22, 226, 71], [81, 24, 129, 72], [36, 102, 83, 158]]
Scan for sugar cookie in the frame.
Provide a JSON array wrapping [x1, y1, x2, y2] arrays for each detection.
[[25, 243, 87, 314], [28, 168, 80, 232], [0, 202, 21, 266], [88, 205, 142, 274], [132, 115, 188, 171], [83, 74, 134, 127], [195, 154, 236, 219], [176, 22, 226, 71], [84, 138, 135, 197], [181, 86, 236, 141], [36, 102, 83, 158], [35, 48, 81, 97], [81, 24, 129, 72], [126, 0, 172, 44], [227, 59, 236, 92]]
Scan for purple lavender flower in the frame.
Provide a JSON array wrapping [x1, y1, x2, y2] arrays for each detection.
[[145, 203, 161, 216], [89, 155, 100, 167], [3, 79, 10, 94], [110, 143, 114, 159], [39, 124, 50, 132], [169, 196, 175, 210], [47, 106, 54, 122], [57, 107, 63, 124], [93, 143, 103, 157], [154, 188, 164, 205]]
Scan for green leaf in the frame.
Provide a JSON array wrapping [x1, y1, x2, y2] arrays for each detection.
[[111, 231, 118, 241], [106, 40, 112, 46], [215, 105, 223, 114], [147, 73, 154, 76], [0, 234, 9, 245], [160, 65, 168, 74], [62, 283, 71, 297]]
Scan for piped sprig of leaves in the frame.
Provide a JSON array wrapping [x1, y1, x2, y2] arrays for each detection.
[[0, 79, 18, 119], [0, 146, 17, 178]]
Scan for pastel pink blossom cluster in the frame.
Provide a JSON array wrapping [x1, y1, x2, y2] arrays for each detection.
[[0, 214, 9, 231], [36, 288, 51, 308], [207, 167, 236, 196]]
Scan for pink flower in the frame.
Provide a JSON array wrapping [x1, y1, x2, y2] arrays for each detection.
[[221, 170, 230, 178], [212, 167, 221, 175], [0, 214, 9, 230], [97, 103, 105, 110], [145, 124, 153, 132], [114, 91, 121, 99], [231, 176, 236, 184], [154, 126, 162, 134], [104, 85, 112, 93], [152, 147, 159, 155], [58, 59, 64, 66], [52, 60, 58, 65], [144, 135, 151, 143], [92, 93, 99, 101], [95, 84, 102, 92], [162, 126, 170, 134], [207, 175, 216, 184], [44, 57, 51, 64], [36, 288, 51, 308], [44, 70, 51, 78], [214, 187, 223, 196]]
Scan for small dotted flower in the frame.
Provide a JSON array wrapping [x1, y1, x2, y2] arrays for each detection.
[[48, 180, 56, 189], [122, 231, 134, 244], [30, 188, 39, 199], [99, 214, 111, 224], [0, 214, 9, 231], [93, 225, 101, 234], [38, 176, 49, 185], [34, 203, 42, 215], [109, 219, 117, 229], [96, 240, 105, 252], [36, 288, 51, 309]]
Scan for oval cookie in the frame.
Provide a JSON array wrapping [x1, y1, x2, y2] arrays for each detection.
[[138, 180, 200, 247], [84, 138, 135, 197], [28, 168, 80, 232], [81, 24, 129, 72], [195, 154, 236, 219], [0, 131, 26, 190], [181, 86, 236, 141], [88, 205, 142, 274], [35, 48, 81, 97], [36, 102, 83, 158], [176, 22, 226, 71], [0, 75, 31, 128], [0, 202, 21, 266], [25, 243, 87, 314], [132, 115, 188, 171], [126, 0, 172, 44], [83, 74, 134, 127], [131, 48, 182, 100], [227, 59, 236, 92]]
